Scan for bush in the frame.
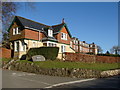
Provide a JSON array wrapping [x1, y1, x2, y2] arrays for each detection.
[[86, 52, 95, 55], [27, 47, 59, 60]]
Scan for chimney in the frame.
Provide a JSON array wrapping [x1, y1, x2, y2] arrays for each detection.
[[62, 18, 65, 23], [83, 41, 86, 43]]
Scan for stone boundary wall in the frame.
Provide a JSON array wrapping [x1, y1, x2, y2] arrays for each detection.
[[5, 62, 120, 78], [64, 52, 120, 63], [0, 48, 11, 58]]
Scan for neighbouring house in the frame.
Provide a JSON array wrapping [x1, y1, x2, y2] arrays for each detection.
[[8, 16, 98, 59]]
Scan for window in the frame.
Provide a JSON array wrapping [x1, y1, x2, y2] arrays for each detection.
[[13, 27, 21, 35], [61, 45, 66, 53], [22, 42, 26, 51], [80, 46, 82, 51], [15, 41, 19, 52], [76, 46, 78, 50], [90, 49, 92, 52], [76, 40, 78, 44], [48, 30, 53, 37], [90, 45, 93, 47], [48, 43, 56, 47], [33, 42, 36, 47], [61, 33, 67, 40], [70, 41, 72, 47], [73, 40, 75, 44]]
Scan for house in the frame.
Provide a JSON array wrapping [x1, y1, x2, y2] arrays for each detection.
[[8, 16, 98, 59], [70, 37, 98, 54]]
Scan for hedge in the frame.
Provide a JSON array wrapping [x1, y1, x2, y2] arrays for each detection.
[[27, 47, 59, 60], [97, 54, 120, 57]]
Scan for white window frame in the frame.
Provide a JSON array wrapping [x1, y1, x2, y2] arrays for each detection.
[[80, 46, 82, 51], [48, 29, 53, 37], [14, 41, 19, 52], [61, 33, 67, 40], [76, 40, 78, 44], [33, 41, 36, 47], [90, 49, 92, 52], [70, 41, 72, 47], [61, 45, 66, 53], [13, 27, 21, 35], [22, 42, 26, 51]]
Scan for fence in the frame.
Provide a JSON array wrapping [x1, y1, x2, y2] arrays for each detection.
[[64, 52, 119, 63]]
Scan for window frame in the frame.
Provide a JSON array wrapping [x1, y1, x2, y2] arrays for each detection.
[[61, 32, 67, 40]]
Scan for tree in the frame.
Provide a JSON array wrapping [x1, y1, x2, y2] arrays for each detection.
[[1, 2, 17, 48], [1, 2, 35, 48], [105, 51, 110, 54], [110, 46, 120, 55], [97, 45, 103, 54]]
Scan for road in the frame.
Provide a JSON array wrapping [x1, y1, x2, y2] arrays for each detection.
[[2, 69, 83, 88], [46, 75, 120, 89], [2, 69, 120, 89]]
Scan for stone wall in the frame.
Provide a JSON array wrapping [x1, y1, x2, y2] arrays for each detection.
[[5, 61, 120, 78], [64, 52, 120, 63]]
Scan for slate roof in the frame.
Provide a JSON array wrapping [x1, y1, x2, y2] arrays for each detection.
[[52, 23, 65, 34], [9, 16, 71, 38], [16, 16, 49, 30]]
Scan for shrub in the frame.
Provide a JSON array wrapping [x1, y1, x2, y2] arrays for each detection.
[[27, 47, 59, 60], [86, 52, 95, 55]]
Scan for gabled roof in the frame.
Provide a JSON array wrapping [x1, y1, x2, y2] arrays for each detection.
[[8, 16, 49, 31], [8, 16, 72, 37], [52, 23, 72, 37], [52, 23, 65, 33], [16, 16, 49, 30]]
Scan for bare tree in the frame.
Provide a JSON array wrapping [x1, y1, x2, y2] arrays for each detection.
[[1, 1, 35, 48], [110, 46, 120, 55], [1, 2, 17, 48], [97, 45, 103, 54]]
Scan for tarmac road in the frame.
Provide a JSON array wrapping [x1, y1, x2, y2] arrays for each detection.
[[2, 69, 120, 89], [2, 69, 84, 88]]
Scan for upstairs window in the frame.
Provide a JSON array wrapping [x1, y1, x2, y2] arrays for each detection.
[[61, 33, 67, 40], [13, 27, 21, 35], [48, 29, 53, 37]]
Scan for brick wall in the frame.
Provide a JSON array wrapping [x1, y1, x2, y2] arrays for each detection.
[[64, 52, 119, 63], [0, 48, 11, 58]]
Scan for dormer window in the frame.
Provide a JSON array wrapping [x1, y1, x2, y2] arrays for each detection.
[[13, 27, 21, 35], [48, 29, 53, 37]]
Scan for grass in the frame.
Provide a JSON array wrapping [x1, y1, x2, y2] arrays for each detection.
[[17, 60, 120, 71], [1, 58, 11, 62]]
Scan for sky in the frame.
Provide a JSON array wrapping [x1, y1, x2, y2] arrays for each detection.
[[15, 2, 118, 53]]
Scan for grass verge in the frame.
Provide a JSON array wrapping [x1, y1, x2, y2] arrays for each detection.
[[16, 60, 120, 71]]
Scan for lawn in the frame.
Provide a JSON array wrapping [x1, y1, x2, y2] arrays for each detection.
[[17, 60, 120, 71], [1, 58, 11, 63]]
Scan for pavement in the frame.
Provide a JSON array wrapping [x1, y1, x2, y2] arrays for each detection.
[[2, 69, 120, 89]]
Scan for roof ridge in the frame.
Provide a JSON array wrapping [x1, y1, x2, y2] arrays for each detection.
[[52, 23, 65, 27], [16, 16, 50, 27]]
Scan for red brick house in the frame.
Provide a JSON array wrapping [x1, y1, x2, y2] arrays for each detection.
[[8, 16, 98, 59]]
